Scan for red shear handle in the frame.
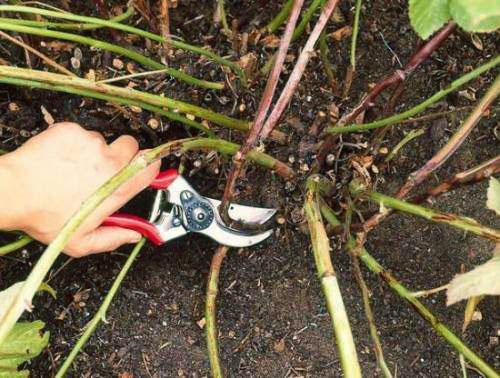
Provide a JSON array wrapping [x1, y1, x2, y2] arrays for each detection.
[[150, 169, 179, 190], [102, 214, 163, 246]]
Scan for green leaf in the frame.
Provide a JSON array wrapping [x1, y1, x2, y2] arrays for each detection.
[[0, 321, 49, 378], [449, 0, 500, 33], [409, 0, 451, 39], [486, 177, 500, 215], [447, 245, 500, 305]]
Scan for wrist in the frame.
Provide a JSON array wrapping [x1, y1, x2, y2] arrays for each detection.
[[0, 153, 26, 231]]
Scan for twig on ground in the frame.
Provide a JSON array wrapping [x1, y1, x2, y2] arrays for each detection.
[[0, 30, 75, 76], [411, 284, 449, 298], [206, 246, 229, 378], [159, 0, 171, 63]]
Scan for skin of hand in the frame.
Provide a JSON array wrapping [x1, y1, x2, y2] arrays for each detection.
[[0, 122, 160, 257]]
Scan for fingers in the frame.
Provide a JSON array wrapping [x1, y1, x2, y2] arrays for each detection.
[[66, 226, 142, 257], [83, 158, 161, 227], [109, 135, 139, 166]]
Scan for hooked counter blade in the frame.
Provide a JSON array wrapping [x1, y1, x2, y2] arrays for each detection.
[[207, 198, 276, 225]]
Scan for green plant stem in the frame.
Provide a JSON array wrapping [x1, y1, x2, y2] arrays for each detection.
[[0, 22, 224, 90], [55, 238, 146, 377], [0, 235, 32, 256], [350, 0, 362, 69], [217, 0, 231, 37], [0, 66, 249, 131], [263, 0, 294, 33], [292, 0, 327, 42], [181, 138, 295, 179], [304, 176, 362, 378], [385, 129, 425, 162], [358, 188, 500, 242], [0, 139, 187, 345], [326, 55, 500, 134], [318, 29, 336, 89], [205, 245, 229, 378], [319, 204, 499, 378], [0, 15, 246, 85], [0, 6, 134, 31]]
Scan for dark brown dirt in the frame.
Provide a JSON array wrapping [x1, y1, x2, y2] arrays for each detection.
[[0, 0, 499, 377]]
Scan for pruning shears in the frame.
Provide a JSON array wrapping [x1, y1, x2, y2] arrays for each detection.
[[103, 169, 276, 247]]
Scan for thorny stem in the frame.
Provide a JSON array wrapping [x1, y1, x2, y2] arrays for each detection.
[[304, 176, 362, 378], [55, 239, 146, 377], [0, 235, 33, 256], [354, 186, 500, 242], [205, 246, 229, 378], [411, 155, 500, 204], [397, 74, 500, 198], [0, 21, 224, 90], [326, 55, 500, 134], [319, 204, 499, 378], [0, 5, 247, 84], [260, 0, 341, 140], [220, 0, 304, 220], [318, 22, 456, 164], [0, 66, 248, 131]]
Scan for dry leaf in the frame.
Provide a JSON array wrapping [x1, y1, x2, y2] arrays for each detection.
[[330, 25, 353, 41], [486, 177, 500, 215], [447, 245, 500, 305], [260, 34, 281, 48], [274, 338, 285, 353]]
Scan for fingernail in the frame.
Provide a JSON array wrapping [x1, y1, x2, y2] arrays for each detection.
[[130, 234, 142, 243]]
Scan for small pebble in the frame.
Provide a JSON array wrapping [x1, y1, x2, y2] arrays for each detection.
[[276, 216, 286, 225], [326, 154, 335, 166], [147, 118, 159, 130], [113, 58, 124, 70], [379, 147, 389, 155], [8, 102, 19, 112]]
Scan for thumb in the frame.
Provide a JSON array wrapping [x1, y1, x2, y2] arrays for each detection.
[[66, 227, 142, 257]]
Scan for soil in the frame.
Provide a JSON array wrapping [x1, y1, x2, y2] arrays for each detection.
[[0, 0, 499, 377]]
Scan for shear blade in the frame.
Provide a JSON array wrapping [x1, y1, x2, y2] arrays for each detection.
[[207, 198, 276, 225], [204, 222, 274, 248]]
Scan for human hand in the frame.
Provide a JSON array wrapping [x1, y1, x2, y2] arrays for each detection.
[[0, 122, 160, 257]]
